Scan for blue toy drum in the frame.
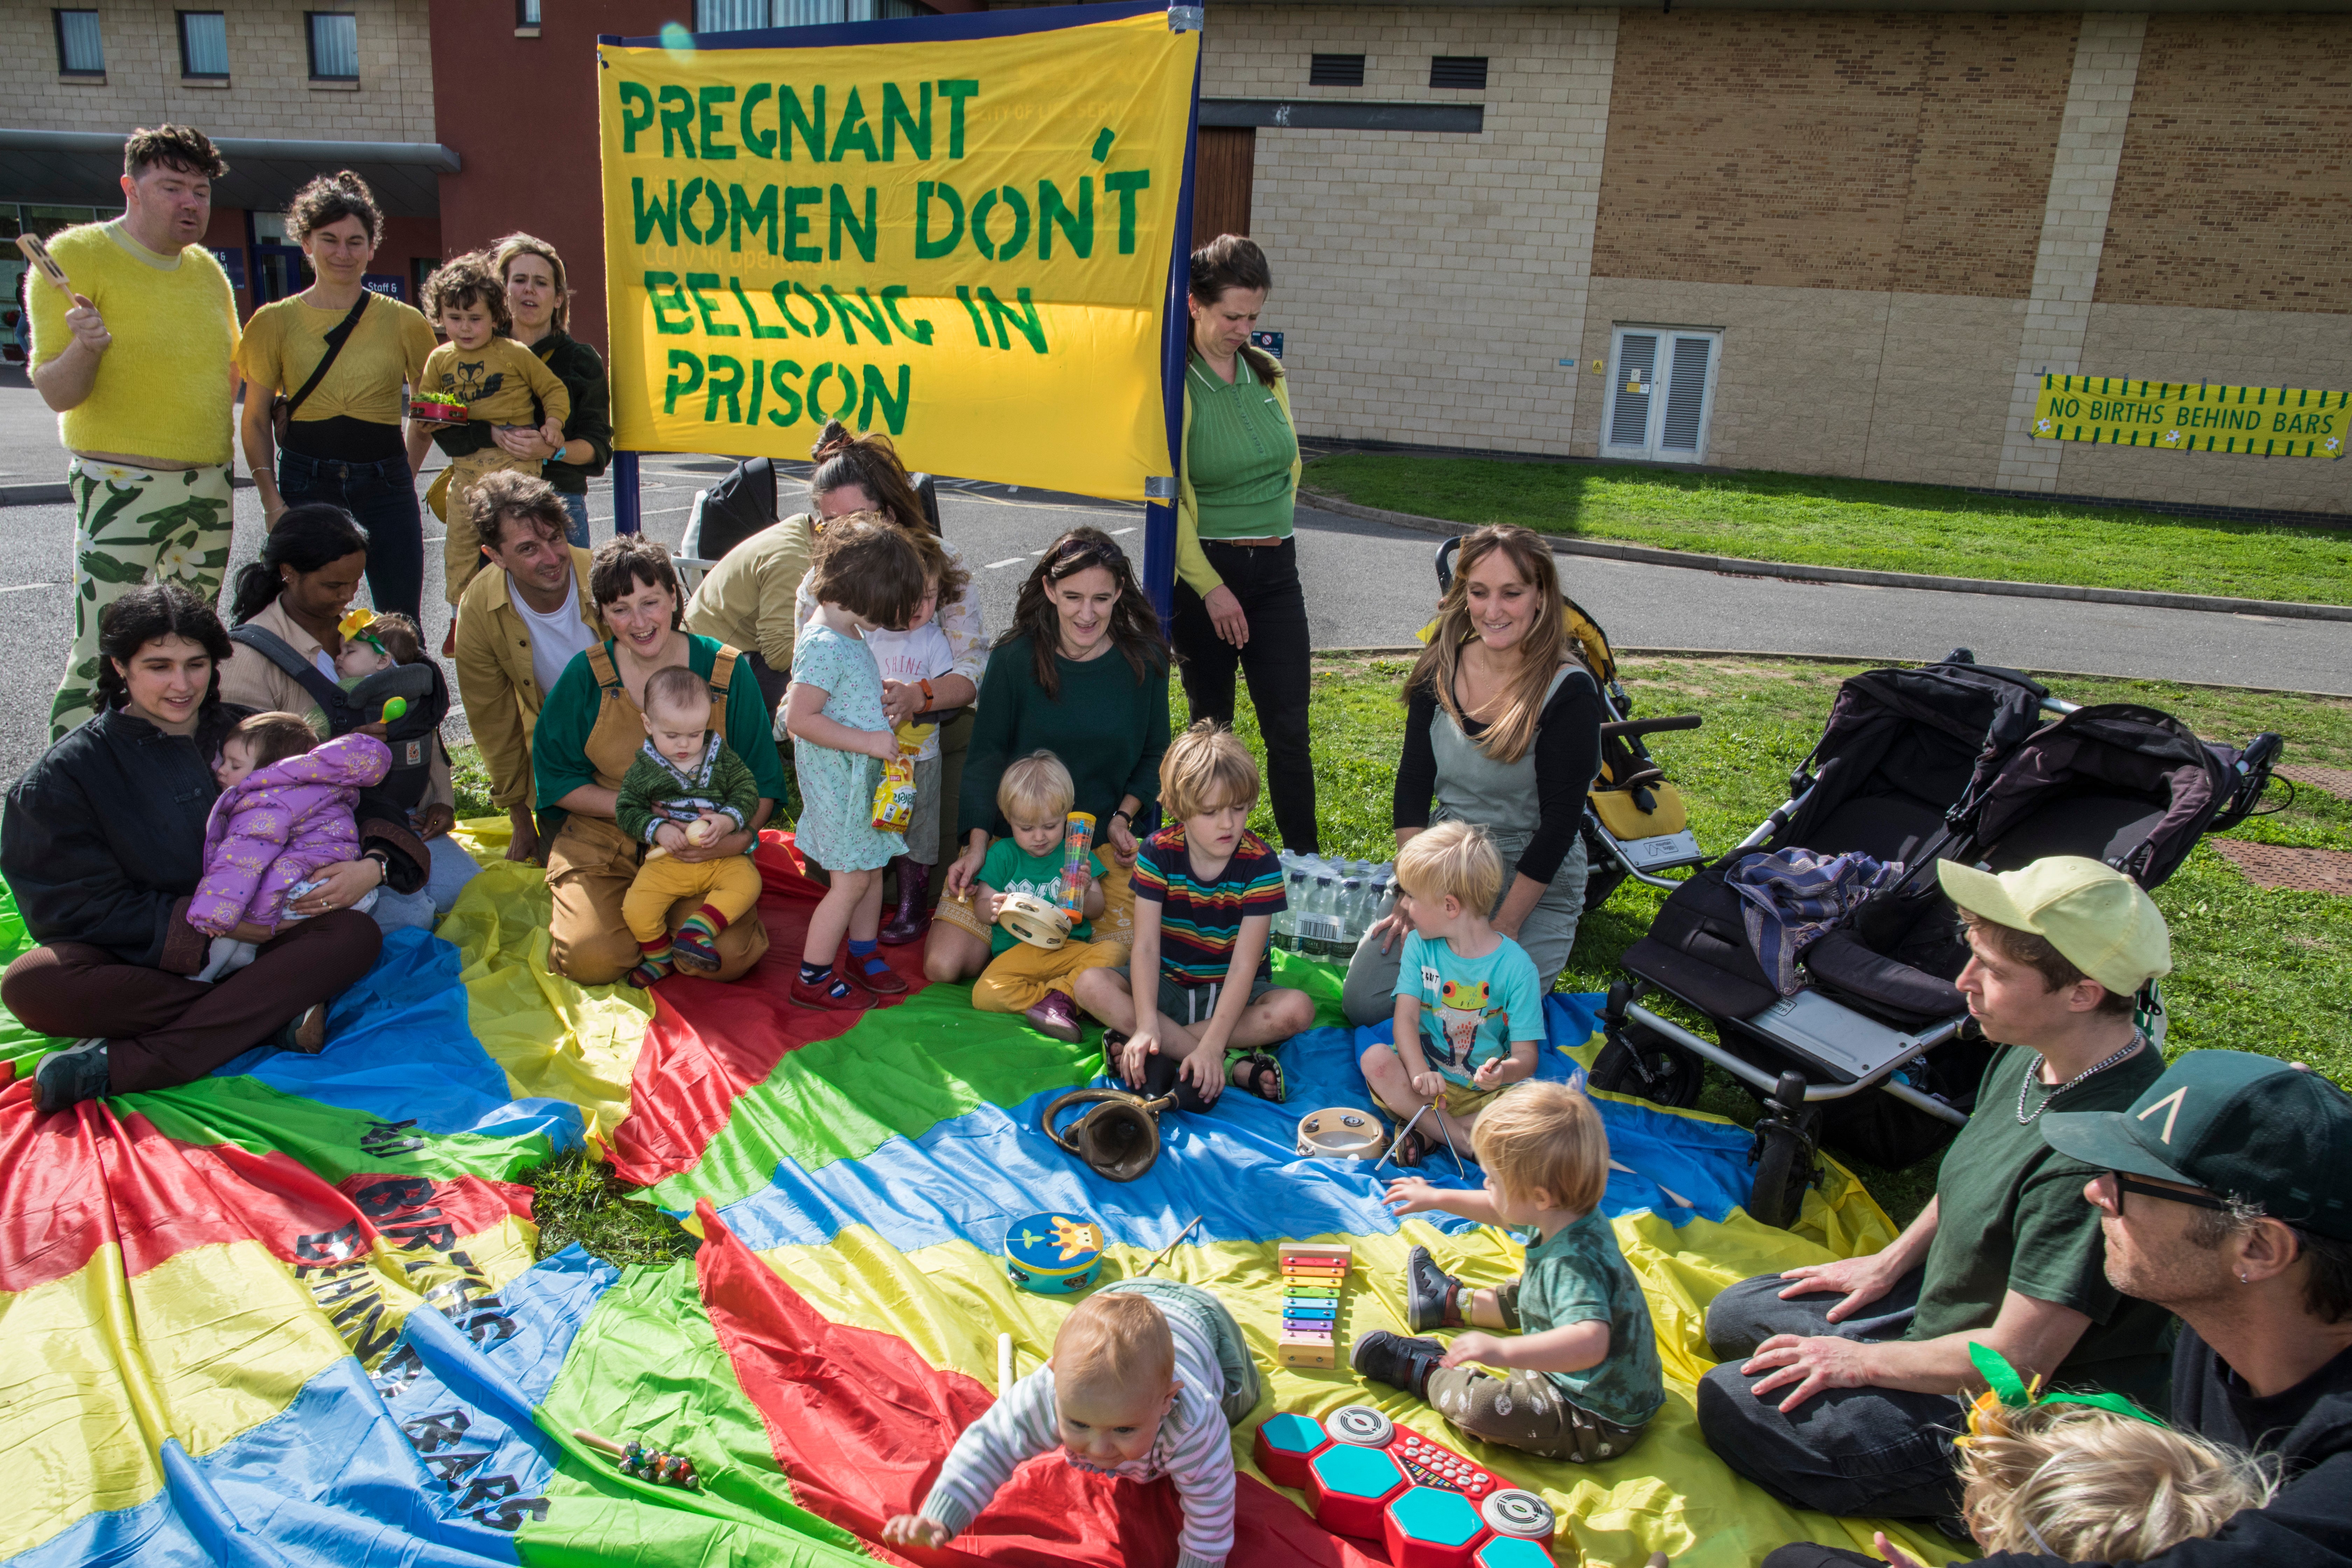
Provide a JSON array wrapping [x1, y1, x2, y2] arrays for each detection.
[[1003, 1212, 1104, 1293]]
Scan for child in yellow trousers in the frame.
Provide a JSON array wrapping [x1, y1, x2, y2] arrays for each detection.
[[969, 751, 1124, 1043], [616, 666, 764, 986]]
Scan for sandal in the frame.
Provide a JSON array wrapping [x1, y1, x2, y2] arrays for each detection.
[[1388, 1126, 1432, 1169], [1228, 1050, 1286, 1104]]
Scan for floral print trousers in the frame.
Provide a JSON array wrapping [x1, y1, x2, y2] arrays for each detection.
[[52, 459, 232, 740]]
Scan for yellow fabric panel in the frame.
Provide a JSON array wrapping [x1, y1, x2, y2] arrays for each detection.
[[1594, 782, 1690, 839], [439, 854, 651, 1154], [2, 1240, 348, 1562], [752, 1206, 1947, 1568]]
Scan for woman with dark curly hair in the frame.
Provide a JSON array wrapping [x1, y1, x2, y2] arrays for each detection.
[[923, 527, 1171, 989], [235, 170, 436, 621], [0, 585, 419, 1113]]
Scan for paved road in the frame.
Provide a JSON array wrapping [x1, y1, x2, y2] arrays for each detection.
[[3, 373, 2346, 785]]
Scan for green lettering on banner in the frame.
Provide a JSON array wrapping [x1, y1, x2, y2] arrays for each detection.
[[783, 187, 823, 262], [883, 82, 932, 161], [744, 358, 765, 423], [632, 178, 680, 246], [954, 285, 988, 346], [686, 274, 738, 337], [619, 81, 655, 153], [728, 184, 778, 254], [644, 272, 692, 334], [777, 279, 830, 337], [768, 280, 818, 337], [860, 363, 911, 434], [663, 349, 703, 412], [915, 181, 964, 259], [766, 359, 805, 426], [780, 85, 827, 161], [824, 285, 892, 346], [977, 286, 1046, 354], [739, 82, 777, 158], [830, 87, 881, 162], [829, 184, 877, 264], [880, 285, 934, 345], [658, 85, 695, 158], [699, 86, 738, 159], [1038, 178, 1092, 259], [731, 277, 790, 338], [937, 79, 979, 159], [1104, 169, 1151, 254], [971, 186, 1031, 261], [705, 355, 746, 422], [807, 362, 857, 424], [678, 178, 725, 245]]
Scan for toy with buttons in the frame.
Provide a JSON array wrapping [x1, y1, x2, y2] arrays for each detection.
[[1277, 1240, 1351, 1368], [1253, 1405, 1562, 1568]]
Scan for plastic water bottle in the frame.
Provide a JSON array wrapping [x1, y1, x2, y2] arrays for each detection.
[[1338, 877, 1365, 949], [1302, 876, 1337, 958], [1271, 857, 1301, 952]]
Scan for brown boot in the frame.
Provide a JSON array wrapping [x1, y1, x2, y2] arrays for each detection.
[[879, 856, 932, 946]]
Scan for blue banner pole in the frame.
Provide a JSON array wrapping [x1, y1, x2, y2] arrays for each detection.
[[1142, 8, 1203, 626], [613, 450, 642, 536]]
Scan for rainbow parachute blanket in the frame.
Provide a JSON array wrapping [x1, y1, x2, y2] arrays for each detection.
[[1, 833, 1953, 1567]]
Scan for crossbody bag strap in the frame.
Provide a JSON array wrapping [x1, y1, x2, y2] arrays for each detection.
[[281, 292, 371, 424]]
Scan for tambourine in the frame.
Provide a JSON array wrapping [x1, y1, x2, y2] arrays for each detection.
[[1295, 1108, 1389, 1161], [1044, 1086, 1178, 1182], [994, 891, 1072, 951]]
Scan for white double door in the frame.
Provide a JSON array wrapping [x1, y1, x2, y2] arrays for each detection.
[[1602, 327, 1720, 463]]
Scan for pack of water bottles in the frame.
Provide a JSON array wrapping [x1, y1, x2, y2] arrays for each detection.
[[1271, 852, 1400, 960]]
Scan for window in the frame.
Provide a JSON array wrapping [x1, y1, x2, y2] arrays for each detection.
[[1429, 56, 1488, 90], [1603, 328, 1720, 462], [307, 12, 358, 79], [517, 0, 541, 23], [1310, 53, 1365, 86], [696, 0, 925, 27], [179, 12, 229, 77], [54, 9, 104, 75]]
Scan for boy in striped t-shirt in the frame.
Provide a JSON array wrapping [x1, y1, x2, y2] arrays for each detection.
[[884, 1282, 1261, 1568], [1075, 722, 1315, 1107]]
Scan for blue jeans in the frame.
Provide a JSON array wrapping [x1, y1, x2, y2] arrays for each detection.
[[557, 488, 591, 549], [278, 449, 424, 623], [371, 833, 484, 935]]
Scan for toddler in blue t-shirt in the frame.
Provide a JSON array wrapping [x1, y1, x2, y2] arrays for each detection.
[[1359, 820, 1545, 1165]]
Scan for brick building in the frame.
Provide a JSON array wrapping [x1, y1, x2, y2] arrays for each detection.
[[5, 1, 2343, 515]]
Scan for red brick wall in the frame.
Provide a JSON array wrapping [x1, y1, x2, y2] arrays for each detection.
[[1593, 10, 2076, 298], [2098, 15, 2352, 313]]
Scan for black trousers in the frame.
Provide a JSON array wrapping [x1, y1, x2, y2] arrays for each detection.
[[1171, 538, 1317, 853], [1693, 1267, 1969, 1521]]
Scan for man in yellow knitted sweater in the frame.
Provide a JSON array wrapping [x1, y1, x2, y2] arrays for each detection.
[[406, 253, 569, 608], [27, 125, 240, 740]]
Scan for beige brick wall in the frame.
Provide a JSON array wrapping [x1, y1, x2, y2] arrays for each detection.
[[2050, 301, 2352, 510], [2099, 15, 2352, 314], [1202, 5, 1618, 453], [1592, 10, 2076, 299], [1569, 279, 2024, 488], [1, 0, 434, 142]]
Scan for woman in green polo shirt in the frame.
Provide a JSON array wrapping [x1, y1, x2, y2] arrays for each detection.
[[1173, 235, 1316, 854]]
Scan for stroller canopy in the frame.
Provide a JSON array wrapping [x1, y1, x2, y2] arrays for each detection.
[[1964, 703, 2234, 890]]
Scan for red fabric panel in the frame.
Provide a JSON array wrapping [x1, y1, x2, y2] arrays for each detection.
[[695, 1201, 1389, 1568], [604, 832, 931, 1188], [0, 1074, 527, 1292]]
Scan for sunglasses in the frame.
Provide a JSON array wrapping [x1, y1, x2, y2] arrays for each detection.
[[2098, 1170, 2229, 1214]]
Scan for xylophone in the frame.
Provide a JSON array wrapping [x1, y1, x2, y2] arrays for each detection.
[[1253, 1405, 1561, 1568], [1278, 1241, 1350, 1368]]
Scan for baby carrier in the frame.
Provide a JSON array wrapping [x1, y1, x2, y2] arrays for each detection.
[[226, 624, 451, 812]]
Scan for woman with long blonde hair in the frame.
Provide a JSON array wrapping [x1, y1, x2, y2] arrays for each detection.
[[1342, 525, 1605, 1032]]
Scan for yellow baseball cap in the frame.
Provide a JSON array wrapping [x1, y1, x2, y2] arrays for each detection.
[[1935, 855, 2171, 996]]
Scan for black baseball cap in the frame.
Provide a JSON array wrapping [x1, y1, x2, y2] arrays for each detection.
[[2040, 1050, 2352, 1241]]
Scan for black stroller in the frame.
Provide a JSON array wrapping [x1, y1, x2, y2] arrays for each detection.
[[1590, 652, 2282, 1227]]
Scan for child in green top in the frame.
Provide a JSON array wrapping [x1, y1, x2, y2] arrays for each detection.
[[1355, 1081, 1665, 1464], [615, 665, 763, 985], [968, 751, 1120, 1044]]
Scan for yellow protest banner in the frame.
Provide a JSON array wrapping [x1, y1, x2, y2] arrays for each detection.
[[598, 4, 1198, 502], [2030, 375, 2348, 459]]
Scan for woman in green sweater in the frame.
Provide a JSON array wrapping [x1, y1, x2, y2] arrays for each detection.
[[1174, 234, 1315, 853], [924, 527, 1172, 985]]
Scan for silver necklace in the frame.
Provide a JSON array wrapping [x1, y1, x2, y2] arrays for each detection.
[[2016, 1031, 2145, 1124]]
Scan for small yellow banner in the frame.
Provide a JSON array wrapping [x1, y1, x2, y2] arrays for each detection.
[[598, 8, 1197, 500], [2031, 376, 2348, 458]]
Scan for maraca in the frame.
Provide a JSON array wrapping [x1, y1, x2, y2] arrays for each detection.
[[380, 696, 407, 723]]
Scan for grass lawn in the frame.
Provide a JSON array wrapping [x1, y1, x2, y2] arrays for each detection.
[[1301, 453, 2352, 609], [456, 653, 2352, 1251]]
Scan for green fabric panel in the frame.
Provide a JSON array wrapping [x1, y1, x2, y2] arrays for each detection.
[[520, 1260, 874, 1567], [123, 1074, 558, 1184], [644, 947, 1350, 1214]]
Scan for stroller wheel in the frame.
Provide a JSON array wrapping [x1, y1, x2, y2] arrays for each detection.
[[1747, 1120, 1818, 1231], [1589, 1024, 1703, 1109]]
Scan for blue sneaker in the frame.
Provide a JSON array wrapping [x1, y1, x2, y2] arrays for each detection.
[[34, 1038, 110, 1114]]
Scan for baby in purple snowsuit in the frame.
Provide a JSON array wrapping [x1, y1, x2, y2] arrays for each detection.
[[190, 712, 391, 978]]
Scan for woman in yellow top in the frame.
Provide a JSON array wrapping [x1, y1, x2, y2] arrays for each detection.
[[235, 172, 438, 623], [1174, 234, 1315, 854]]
